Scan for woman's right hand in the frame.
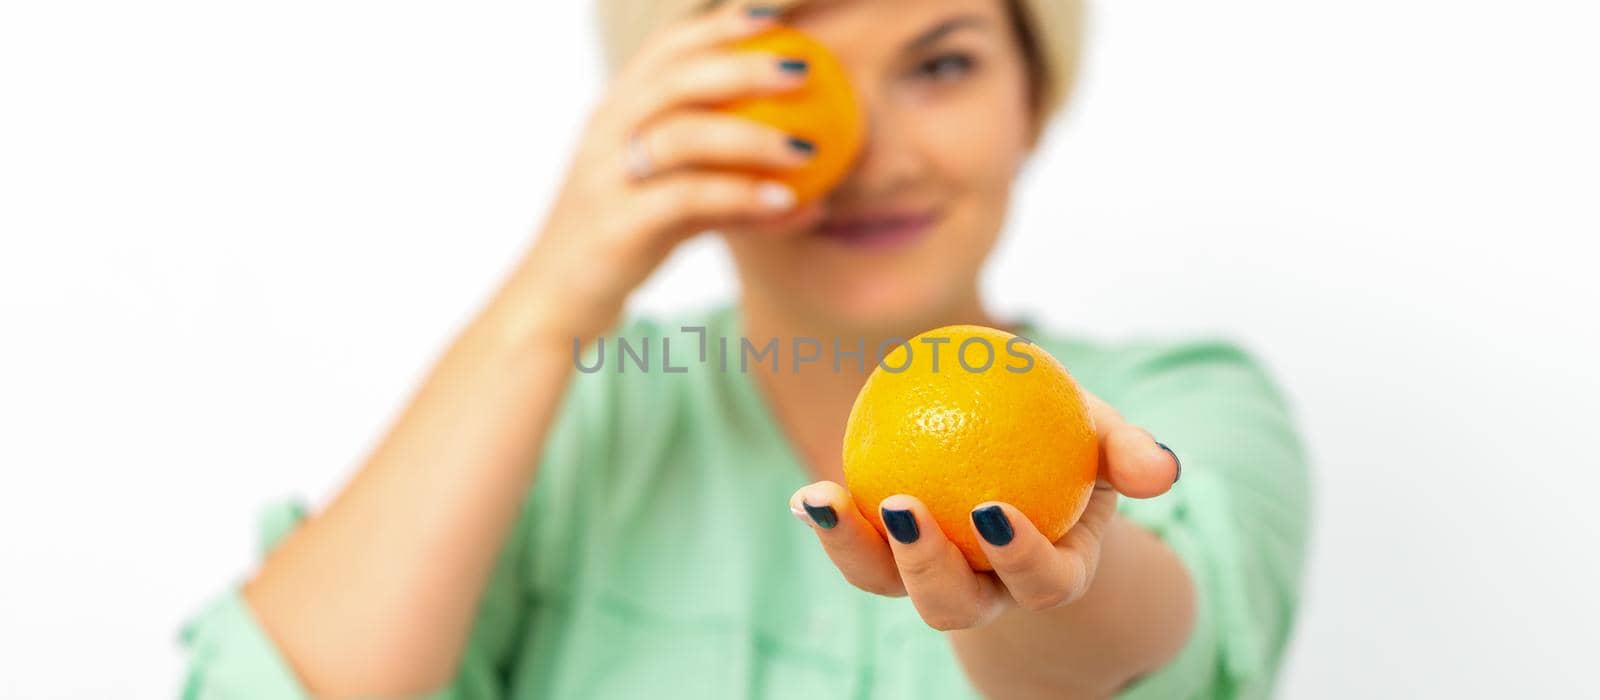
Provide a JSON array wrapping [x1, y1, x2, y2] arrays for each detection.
[[232, 13, 835, 696], [516, 3, 824, 343]]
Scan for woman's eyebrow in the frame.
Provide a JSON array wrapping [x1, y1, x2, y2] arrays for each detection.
[[905, 14, 992, 51]]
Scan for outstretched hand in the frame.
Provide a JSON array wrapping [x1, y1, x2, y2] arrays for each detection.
[[789, 389, 1181, 631]]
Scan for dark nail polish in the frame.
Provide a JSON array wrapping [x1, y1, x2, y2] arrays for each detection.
[[971, 505, 1014, 546], [778, 58, 809, 74], [1156, 441, 1181, 483], [787, 136, 816, 155], [746, 5, 780, 18], [802, 501, 838, 529], [881, 507, 919, 544]]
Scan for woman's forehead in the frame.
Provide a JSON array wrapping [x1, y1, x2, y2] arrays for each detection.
[[784, 0, 1012, 57]]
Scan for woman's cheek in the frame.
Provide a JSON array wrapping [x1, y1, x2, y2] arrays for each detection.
[[924, 98, 1025, 219]]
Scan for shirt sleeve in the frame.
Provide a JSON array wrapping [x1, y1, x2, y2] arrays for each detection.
[[1102, 339, 1313, 700], [178, 496, 529, 700]]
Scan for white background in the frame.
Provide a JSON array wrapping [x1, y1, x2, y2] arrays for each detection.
[[2, 1, 1597, 697]]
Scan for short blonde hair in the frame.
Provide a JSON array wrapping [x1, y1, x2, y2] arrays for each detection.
[[594, 0, 1085, 131]]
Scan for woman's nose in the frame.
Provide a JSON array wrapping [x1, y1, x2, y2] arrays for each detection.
[[831, 96, 922, 201]]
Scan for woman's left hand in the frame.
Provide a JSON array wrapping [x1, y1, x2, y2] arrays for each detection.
[[788, 388, 1182, 631]]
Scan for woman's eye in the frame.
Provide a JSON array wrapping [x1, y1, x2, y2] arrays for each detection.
[[914, 53, 976, 82]]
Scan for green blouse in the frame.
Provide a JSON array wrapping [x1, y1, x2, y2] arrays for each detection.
[[180, 305, 1311, 699]]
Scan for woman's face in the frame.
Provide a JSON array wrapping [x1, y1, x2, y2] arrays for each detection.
[[723, 0, 1035, 333]]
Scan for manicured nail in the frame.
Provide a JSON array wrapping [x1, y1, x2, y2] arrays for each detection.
[[778, 58, 809, 74], [881, 507, 919, 544], [802, 501, 838, 529], [756, 182, 795, 211], [1156, 441, 1181, 483], [787, 136, 816, 156], [746, 5, 780, 19], [971, 505, 1014, 546]]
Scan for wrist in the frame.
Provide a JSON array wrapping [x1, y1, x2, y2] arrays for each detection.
[[478, 259, 618, 356]]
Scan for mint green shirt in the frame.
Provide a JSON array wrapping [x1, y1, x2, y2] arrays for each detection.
[[180, 306, 1311, 699]]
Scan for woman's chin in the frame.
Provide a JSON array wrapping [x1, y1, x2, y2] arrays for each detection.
[[799, 281, 968, 337]]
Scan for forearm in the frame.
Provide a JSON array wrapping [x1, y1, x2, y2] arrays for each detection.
[[243, 260, 581, 698], [948, 515, 1196, 699]]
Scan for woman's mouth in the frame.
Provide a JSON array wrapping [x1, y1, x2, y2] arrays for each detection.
[[813, 209, 938, 249]]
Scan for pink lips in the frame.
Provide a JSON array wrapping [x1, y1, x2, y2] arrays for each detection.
[[814, 210, 937, 249]]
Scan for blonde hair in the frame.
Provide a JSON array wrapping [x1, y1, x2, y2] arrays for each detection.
[[594, 0, 1085, 131]]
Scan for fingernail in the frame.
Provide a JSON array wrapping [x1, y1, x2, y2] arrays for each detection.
[[757, 182, 795, 211], [881, 507, 919, 544], [747, 5, 780, 19], [971, 505, 1014, 546], [1156, 441, 1181, 483], [787, 136, 816, 156], [801, 501, 838, 529], [778, 58, 809, 74]]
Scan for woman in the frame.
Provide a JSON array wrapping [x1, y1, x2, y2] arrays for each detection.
[[181, 0, 1311, 697]]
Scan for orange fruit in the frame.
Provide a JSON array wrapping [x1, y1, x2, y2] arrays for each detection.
[[842, 325, 1099, 571], [720, 26, 865, 204]]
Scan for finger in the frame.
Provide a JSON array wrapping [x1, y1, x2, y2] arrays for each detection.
[[641, 111, 816, 176], [1082, 390, 1180, 498], [969, 501, 1082, 612], [623, 2, 781, 81], [617, 50, 809, 130], [715, 199, 827, 241], [971, 487, 1118, 613], [631, 172, 797, 239], [879, 495, 1006, 631], [789, 481, 905, 597], [731, 200, 826, 236]]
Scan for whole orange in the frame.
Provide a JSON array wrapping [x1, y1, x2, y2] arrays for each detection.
[[720, 26, 865, 204], [842, 326, 1099, 571]]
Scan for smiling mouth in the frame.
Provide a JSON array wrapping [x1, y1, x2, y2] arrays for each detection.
[[813, 209, 940, 249]]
